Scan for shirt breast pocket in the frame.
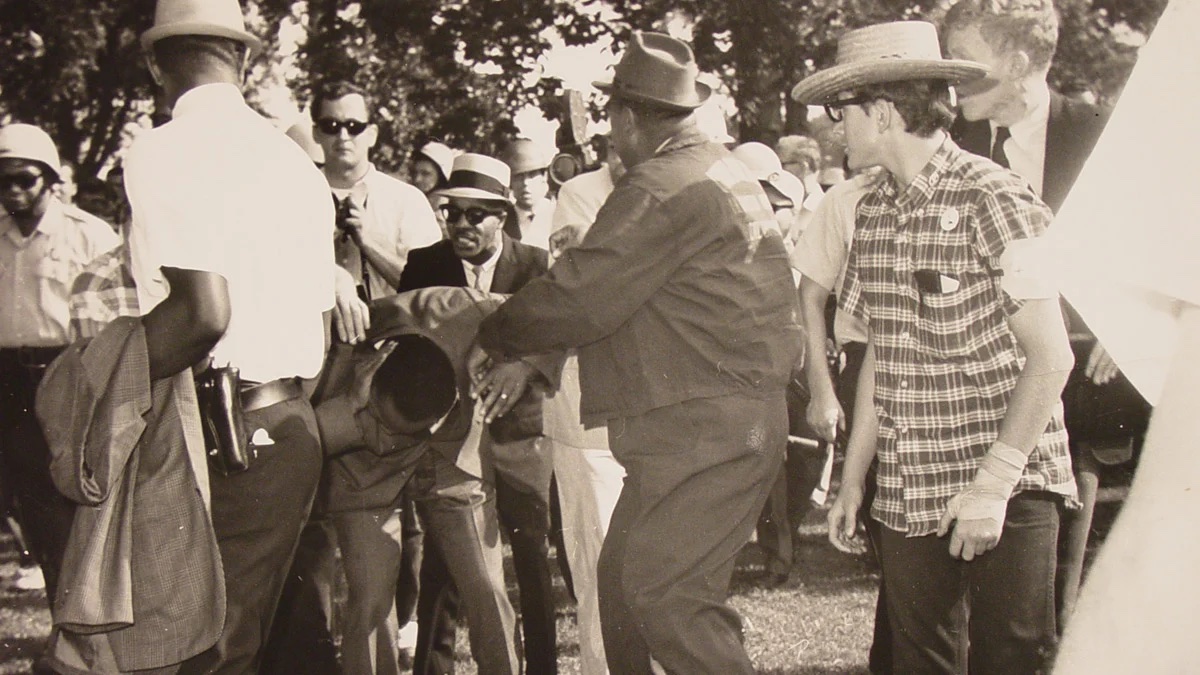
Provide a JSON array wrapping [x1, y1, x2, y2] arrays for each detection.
[[913, 270, 975, 361]]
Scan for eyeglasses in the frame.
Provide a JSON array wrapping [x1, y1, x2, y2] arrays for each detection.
[[823, 94, 885, 122], [0, 172, 43, 191], [315, 118, 370, 137], [440, 205, 503, 226]]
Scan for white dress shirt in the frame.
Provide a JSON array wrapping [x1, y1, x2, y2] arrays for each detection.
[[993, 82, 1050, 197], [125, 83, 336, 382], [461, 238, 503, 291]]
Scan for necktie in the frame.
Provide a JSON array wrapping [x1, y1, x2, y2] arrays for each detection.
[[472, 265, 487, 291], [991, 126, 1011, 169]]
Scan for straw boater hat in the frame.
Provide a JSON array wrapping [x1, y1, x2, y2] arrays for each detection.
[[141, 0, 262, 56], [594, 31, 711, 113], [435, 153, 512, 203], [791, 21, 987, 104]]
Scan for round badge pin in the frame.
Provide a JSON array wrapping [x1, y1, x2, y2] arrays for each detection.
[[940, 206, 960, 231]]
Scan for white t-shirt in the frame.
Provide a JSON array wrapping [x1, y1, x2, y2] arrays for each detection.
[[331, 165, 442, 300], [790, 173, 875, 346], [125, 83, 335, 382]]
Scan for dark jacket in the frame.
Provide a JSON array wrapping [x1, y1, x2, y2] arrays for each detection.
[[953, 92, 1148, 446], [397, 234, 549, 294]]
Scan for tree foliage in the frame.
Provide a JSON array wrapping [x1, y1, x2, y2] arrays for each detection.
[[0, 0, 1170, 179]]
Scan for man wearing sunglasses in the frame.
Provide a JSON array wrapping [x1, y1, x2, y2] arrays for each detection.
[[312, 80, 440, 304], [0, 122, 118, 622], [398, 152, 553, 675]]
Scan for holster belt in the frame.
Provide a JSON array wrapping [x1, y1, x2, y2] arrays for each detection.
[[240, 377, 304, 413]]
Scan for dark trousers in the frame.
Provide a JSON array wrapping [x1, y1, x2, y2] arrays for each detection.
[[0, 359, 75, 606], [414, 471, 557, 674], [178, 396, 324, 675], [879, 494, 1061, 675], [599, 393, 787, 675]]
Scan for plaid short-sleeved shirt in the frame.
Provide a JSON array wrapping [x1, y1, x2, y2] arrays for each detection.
[[840, 139, 1075, 536], [69, 245, 139, 340]]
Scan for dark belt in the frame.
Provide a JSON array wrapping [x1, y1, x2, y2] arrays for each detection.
[[0, 345, 66, 371], [240, 377, 305, 413]]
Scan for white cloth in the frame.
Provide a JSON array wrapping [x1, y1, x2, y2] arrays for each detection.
[[125, 83, 335, 383], [993, 82, 1050, 196], [1035, 0, 1199, 406], [0, 200, 117, 346], [519, 197, 556, 251], [552, 167, 616, 238], [331, 165, 442, 300], [551, 435, 624, 675], [790, 173, 875, 346]]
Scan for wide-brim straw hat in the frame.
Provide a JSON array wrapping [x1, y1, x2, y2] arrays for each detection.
[[435, 153, 512, 203], [791, 21, 987, 104], [141, 0, 262, 55], [594, 31, 712, 113]]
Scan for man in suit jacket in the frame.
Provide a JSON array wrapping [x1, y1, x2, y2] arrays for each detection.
[[397, 153, 558, 675], [943, 0, 1150, 630]]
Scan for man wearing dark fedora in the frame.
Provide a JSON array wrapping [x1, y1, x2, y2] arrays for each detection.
[[125, 0, 337, 672], [474, 31, 801, 674], [797, 21, 1077, 673]]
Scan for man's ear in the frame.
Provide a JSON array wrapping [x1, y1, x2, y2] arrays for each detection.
[[145, 52, 164, 87], [365, 124, 379, 150], [237, 45, 251, 83], [1005, 48, 1033, 79]]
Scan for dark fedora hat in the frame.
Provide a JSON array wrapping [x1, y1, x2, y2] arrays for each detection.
[[594, 31, 712, 112]]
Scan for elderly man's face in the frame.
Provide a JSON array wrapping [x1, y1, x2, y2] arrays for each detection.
[[442, 196, 506, 264], [944, 24, 1020, 123], [315, 94, 377, 171]]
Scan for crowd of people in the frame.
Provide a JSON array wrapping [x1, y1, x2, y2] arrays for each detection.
[[0, 0, 1155, 673]]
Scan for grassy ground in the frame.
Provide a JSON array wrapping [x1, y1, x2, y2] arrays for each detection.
[[0, 505, 877, 674]]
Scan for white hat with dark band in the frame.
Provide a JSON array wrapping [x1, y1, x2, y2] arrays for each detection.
[[434, 153, 512, 203]]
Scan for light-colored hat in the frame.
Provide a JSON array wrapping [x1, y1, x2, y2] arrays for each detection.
[[416, 141, 456, 182], [791, 21, 987, 104], [141, 0, 262, 55], [0, 123, 63, 178], [499, 138, 550, 175], [594, 31, 711, 112], [731, 142, 806, 208], [435, 153, 511, 202]]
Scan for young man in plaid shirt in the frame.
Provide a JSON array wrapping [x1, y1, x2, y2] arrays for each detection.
[[793, 22, 1077, 674]]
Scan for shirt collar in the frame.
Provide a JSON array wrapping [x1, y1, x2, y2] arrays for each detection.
[[1, 197, 64, 243], [171, 83, 247, 120], [997, 81, 1050, 139], [655, 126, 712, 158], [470, 234, 504, 272], [880, 136, 959, 208]]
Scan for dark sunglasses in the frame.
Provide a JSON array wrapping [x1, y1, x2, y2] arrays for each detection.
[[823, 94, 886, 122], [315, 118, 370, 137], [440, 205, 503, 226], [0, 172, 43, 190]]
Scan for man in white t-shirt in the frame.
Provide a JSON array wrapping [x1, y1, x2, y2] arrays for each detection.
[[313, 80, 441, 301], [125, 3, 335, 671]]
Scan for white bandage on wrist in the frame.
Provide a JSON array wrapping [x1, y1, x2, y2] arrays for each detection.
[[978, 440, 1028, 489]]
